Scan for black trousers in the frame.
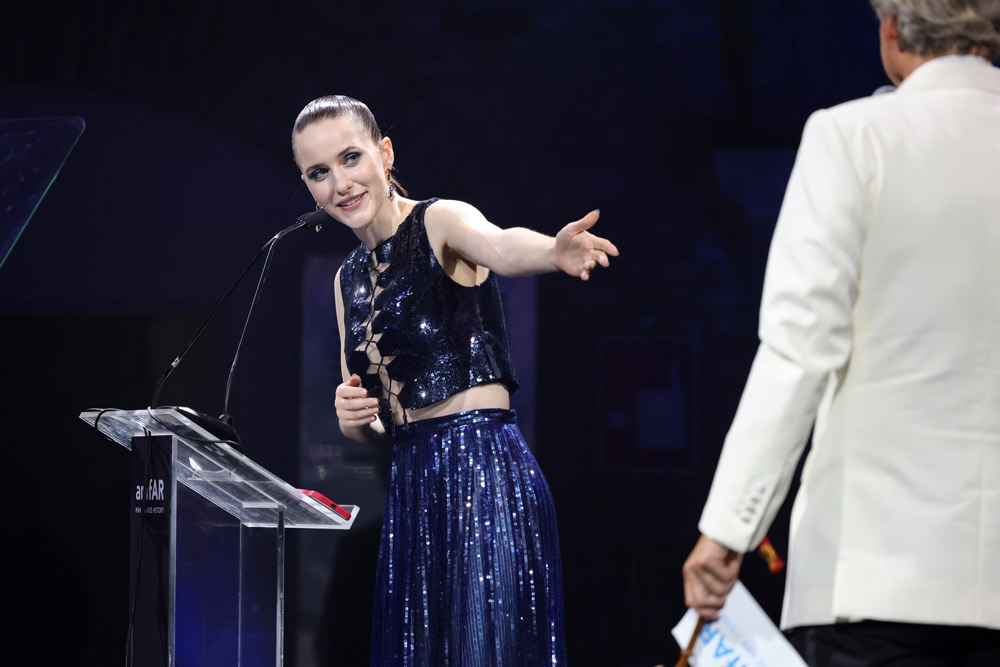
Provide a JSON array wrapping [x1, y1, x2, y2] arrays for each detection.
[[786, 621, 1000, 667]]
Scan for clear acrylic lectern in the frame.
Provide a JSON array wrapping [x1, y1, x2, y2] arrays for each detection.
[[80, 408, 358, 667]]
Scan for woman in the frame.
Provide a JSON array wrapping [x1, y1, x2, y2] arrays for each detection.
[[292, 95, 617, 666]]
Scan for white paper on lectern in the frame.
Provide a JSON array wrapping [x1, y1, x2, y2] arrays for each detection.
[[671, 581, 807, 667]]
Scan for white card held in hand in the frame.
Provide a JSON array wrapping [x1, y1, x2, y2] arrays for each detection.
[[672, 581, 807, 667]]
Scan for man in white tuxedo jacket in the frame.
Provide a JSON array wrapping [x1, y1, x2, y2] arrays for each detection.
[[682, 1, 1000, 663]]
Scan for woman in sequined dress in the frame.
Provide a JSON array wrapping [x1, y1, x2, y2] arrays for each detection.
[[292, 95, 617, 666]]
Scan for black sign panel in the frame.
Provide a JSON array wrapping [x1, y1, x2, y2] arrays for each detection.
[[129, 434, 174, 667]]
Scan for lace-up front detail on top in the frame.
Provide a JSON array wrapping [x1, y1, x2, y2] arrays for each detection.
[[339, 199, 518, 427], [354, 242, 405, 422]]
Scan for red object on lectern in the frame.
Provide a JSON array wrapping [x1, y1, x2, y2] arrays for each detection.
[[298, 489, 353, 520]]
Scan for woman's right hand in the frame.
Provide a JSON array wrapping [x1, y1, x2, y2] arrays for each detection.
[[335, 374, 380, 429]]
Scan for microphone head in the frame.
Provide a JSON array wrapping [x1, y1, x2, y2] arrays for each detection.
[[299, 209, 329, 231]]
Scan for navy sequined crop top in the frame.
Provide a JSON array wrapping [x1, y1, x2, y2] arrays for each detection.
[[338, 198, 518, 423]]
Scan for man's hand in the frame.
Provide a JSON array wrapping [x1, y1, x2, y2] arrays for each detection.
[[682, 534, 743, 621]]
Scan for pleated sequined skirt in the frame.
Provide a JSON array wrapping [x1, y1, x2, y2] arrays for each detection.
[[371, 409, 566, 666]]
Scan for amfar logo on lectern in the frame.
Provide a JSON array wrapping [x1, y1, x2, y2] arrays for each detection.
[[135, 478, 167, 513]]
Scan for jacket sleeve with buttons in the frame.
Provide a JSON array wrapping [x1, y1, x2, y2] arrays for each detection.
[[698, 108, 866, 553]]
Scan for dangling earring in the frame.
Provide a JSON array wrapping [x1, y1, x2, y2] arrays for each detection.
[[315, 202, 323, 211], [386, 169, 395, 200]]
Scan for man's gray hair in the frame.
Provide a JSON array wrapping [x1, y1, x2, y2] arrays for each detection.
[[870, 0, 1000, 59]]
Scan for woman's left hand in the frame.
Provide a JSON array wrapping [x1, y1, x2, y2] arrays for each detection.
[[554, 210, 619, 280]]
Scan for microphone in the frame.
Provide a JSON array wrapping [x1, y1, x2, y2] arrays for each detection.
[[218, 210, 328, 428], [149, 210, 327, 445]]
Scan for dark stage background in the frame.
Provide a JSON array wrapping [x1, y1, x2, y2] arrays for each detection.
[[0, 1, 888, 665]]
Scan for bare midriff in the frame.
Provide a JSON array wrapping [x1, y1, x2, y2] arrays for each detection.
[[398, 382, 510, 425]]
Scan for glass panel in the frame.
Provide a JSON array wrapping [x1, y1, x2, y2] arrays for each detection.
[[175, 480, 241, 667], [238, 512, 284, 667], [81, 409, 358, 529], [0, 117, 85, 268]]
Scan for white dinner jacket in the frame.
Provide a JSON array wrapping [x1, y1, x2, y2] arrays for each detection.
[[699, 55, 1000, 631]]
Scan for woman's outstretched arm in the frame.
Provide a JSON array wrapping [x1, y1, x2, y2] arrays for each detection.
[[425, 199, 619, 281]]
